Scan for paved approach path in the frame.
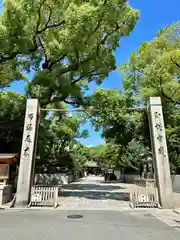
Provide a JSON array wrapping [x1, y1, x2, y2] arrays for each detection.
[[58, 175, 130, 210], [58, 175, 180, 210], [1, 176, 180, 240]]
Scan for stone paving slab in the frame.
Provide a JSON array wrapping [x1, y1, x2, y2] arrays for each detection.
[[57, 176, 130, 210]]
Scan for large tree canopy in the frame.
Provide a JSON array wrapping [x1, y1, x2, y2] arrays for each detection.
[[0, 0, 139, 105], [89, 23, 180, 171], [117, 22, 180, 171], [121, 22, 180, 104]]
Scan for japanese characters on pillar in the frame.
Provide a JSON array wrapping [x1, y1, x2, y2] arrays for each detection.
[[16, 99, 39, 207], [154, 111, 166, 158], [149, 97, 173, 209], [22, 113, 34, 160]]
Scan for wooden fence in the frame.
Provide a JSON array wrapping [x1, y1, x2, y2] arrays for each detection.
[[129, 182, 160, 208], [28, 185, 59, 208]]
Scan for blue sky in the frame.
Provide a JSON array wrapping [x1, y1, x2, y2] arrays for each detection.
[[8, 0, 180, 146]]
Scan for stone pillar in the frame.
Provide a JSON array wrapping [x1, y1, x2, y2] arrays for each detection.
[[15, 99, 40, 207], [148, 97, 173, 208]]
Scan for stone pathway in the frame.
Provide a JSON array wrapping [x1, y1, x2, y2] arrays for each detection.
[[58, 175, 180, 210], [57, 175, 180, 230], [58, 175, 130, 210]]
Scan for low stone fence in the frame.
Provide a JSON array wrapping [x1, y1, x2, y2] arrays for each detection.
[[134, 179, 155, 187], [121, 174, 139, 183], [34, 173, 74, 185], [121, 174, 180, 193]]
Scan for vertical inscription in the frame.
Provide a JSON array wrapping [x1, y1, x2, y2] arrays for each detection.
[[149, 97, 173, 208], [16, 99, 39, 207], [22, 113, 34, 160], [154, 111, 166, 158]]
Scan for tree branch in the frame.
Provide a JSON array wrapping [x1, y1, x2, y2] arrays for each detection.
[[72, 76, 84, 85], [84, 0, 108, 45], [37, 20, 65, 34], [170, 56, 180, 69], [159, 76, 180, 105], [133, 66, 144, 75], [72, 72, 102, 84], [38, 36, 47, 60], [36, 1, 65, 34], [36, 0, 46, 33], [44, 3, 52, 28], [96, 22, 122, 56], [0, 0, 65, 65], [56, 23, 122, 77], [0, 0, 46, 64]]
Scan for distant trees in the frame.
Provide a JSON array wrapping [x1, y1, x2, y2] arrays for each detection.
[[88, 22, 180, 172]]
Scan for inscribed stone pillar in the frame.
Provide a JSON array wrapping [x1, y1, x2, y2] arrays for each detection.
[[148, 97, 173, 209], [15, 99, 40, 207]]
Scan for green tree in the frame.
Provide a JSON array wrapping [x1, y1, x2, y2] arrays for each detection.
[[89, 88, 149, 145], [72, 145, 92, 171], [120, 22, 180, 104], [0, 91, 26, 153], [88, 88, 150, 170], [0, 91, 88, 171], [36, 112, 88, 169], [120, 22, 180, 170], [0, 0, 139, 105]]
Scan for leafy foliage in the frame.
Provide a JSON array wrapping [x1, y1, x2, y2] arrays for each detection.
[[0, 90, 89, 171], [0, 0, 139, 105], [0, 0, 140, 171], [88, 88, 151, 170], [0, 91, 26, 153], [87, 22, 180, 172], [37, 113, 88, 168], [119, 22, 180, 170], [120, 22, 180, 104]]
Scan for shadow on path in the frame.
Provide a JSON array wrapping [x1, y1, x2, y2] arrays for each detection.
[[59, 182, 129, 201], [62, 183, 124, 191], [59, 190, 130, 201]]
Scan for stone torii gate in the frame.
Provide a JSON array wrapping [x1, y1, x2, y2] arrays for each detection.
[[15, 97, 173, 208]]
